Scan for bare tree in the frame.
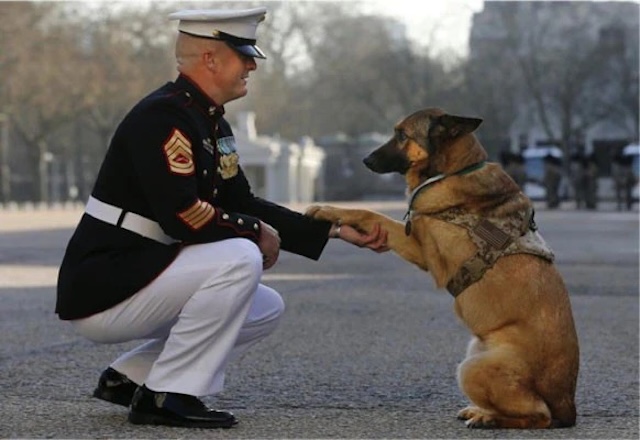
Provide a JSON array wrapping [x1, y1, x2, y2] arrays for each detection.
[[496, 2, 638, 158], [1, 2, 92, 202], [235, 1, 355, 139], [237, 2, 453, 140], [66, 2, 177, 199], [0, 1, 184, 202], [461, 5, 522, 158], [590, 22, 640, 141], [0, 2, 59, 201]]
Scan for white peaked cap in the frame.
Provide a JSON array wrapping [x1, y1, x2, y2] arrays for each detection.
[[168, 7, 267, 59]]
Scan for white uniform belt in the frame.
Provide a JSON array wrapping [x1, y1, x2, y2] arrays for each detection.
[[85, 196, 179, 245]]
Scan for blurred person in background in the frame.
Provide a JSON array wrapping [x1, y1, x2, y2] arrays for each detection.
[[543, 154, 563, 209], [613, 152, 637, 211], [569, 152, 586, 210], [500, 151, 527, 190], [583, 153, 599, 210]]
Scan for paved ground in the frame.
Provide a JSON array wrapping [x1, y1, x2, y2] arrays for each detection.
[[0, 201, 638, 439]]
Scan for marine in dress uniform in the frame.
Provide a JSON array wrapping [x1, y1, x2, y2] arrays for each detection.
[[569, 152, 586, 209], [582, 153, 599, 210], [56, 8, 334, 429], [500, 151, 527, 189], [543, 154, 563, 209], [613, 152, 638, 211]]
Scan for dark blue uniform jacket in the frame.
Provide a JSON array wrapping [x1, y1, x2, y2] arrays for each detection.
[[56, 74, 331, 320]]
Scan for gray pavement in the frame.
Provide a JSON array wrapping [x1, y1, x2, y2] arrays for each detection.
[[0, 202, 638, 439]]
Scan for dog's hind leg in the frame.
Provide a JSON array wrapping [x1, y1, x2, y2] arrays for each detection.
[[456, 342, 552, 429]]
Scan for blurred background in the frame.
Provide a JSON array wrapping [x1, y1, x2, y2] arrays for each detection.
[[0, 0, 638, 209]]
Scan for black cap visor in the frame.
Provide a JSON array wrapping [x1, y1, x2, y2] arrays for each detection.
[[228, 43, 266, 59], [180, 30, 267, 59]]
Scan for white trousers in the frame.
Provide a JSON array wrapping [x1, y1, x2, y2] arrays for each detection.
[[71, 238, 285, 397]]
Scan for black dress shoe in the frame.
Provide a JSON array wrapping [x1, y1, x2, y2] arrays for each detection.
[[128, 385, 237, 429], [92, 367, 138, 407]]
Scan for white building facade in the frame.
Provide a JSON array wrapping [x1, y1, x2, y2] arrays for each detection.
[[232, 111, 325, 204]]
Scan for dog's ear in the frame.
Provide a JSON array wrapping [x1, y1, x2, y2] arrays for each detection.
[[426, 113, 482, 157], [435, 114, 483, 140]]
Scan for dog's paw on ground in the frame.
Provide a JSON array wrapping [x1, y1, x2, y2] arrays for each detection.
[[457, 406, 498, 429], [464, 415, 498, 429], [456, 405, 479, 420]]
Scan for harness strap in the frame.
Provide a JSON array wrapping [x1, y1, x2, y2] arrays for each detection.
[[426, 207, 554, 297], [404, 161, 486, 234]]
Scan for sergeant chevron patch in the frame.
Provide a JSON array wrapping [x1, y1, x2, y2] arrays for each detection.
[[163, 128, 195, 175], [178, 199, 215, 230]]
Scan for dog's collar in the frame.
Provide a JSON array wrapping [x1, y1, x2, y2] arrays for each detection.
[[403, 161, 486, 235]]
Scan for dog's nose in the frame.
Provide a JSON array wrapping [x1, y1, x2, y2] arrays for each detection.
[[363, 156, 374, 170]]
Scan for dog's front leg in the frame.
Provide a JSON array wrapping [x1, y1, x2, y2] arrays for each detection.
[[306, 205, 426, 267]]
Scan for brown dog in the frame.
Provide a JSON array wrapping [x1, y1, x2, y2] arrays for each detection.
[[306, 108, 579, 429]]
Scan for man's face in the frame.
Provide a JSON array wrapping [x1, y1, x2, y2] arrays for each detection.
[[212, 43, 257, 104]]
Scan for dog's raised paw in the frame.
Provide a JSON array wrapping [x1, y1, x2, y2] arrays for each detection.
[[305, 205, 340, 223], [305, 205, 322, 217]]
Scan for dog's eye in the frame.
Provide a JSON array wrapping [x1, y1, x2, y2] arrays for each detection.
[[397, 130, 407, 142]]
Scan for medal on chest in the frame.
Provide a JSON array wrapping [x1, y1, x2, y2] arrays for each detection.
[[216, 136, 239, 179]]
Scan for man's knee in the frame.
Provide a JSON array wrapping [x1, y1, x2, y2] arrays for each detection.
[[230, 238, 263, 269], [248, 286, 285, 332], [230, 240, 264, 290], [266, 289, 285, 323], [200, 239, 263, 290]]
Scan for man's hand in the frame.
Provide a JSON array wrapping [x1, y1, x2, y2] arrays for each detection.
[[334, 222, 390, 253], [258, 221, 281, 269]]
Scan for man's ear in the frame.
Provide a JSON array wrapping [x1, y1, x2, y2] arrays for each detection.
[[436, 114, 483, 139], [203, 51, 217, 71]]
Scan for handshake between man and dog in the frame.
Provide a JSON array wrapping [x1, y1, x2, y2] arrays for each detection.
[[306, 108, 579, 429]]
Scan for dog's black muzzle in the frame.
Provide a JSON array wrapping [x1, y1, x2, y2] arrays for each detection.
[[363, 147, 410, 175]]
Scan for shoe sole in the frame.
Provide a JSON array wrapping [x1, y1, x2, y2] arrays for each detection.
[[128, 411, 236, 429], [92, 389, 132, 408]]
